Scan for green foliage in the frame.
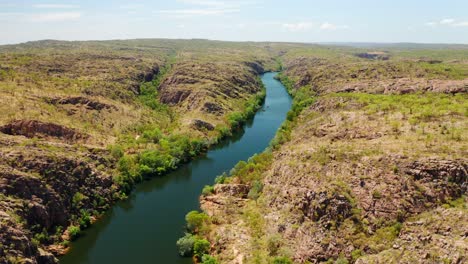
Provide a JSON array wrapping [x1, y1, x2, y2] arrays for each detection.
[[372, 190, 382, 199], [267, 234, 283, 256], [354, 222, 403, 252], [335, 257, 349, 264], [141, 128, 162, 143], [116, 155, 140, 193], [226, 89, 266, 129], [247, 180, 263, 200], [72, 192, 86, 208], [229, 152, 273, 183], [68, 225, 81, 241], [33, 228, 50, 244], [214, 173, 227, 184], [273, 256, 293, 264], [108, 144, 124, 159], [139, 150, 176, 176], [202, 185, 215, 196], [138, 58, 173, 110], [115, 133, 207, 192], [79, 210, 91, 229], [185, 211, 210, 233], [201, 255, 220, 264], [176, 233, 195, 257], [334, 92, 467, 122], [193, 239, 210, 258], [444, 196, 467, 208], [351, 249, 364, 261]]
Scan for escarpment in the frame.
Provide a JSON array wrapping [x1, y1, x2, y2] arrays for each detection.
[[0, 39, 278, 263], [158, 61, 263, 109], [0, 120, 88, 142], [198, 46, 467, 264]]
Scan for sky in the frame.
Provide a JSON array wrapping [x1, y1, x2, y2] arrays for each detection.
[[1, 0, 468, 45]]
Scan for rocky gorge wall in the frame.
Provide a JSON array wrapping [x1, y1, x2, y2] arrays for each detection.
[[197, 47, 468, 264]]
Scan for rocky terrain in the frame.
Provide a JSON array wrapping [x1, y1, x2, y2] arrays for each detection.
[[0, 39, 278, 263], [1, 40, 467, 264], [195, 45, 468, 263]]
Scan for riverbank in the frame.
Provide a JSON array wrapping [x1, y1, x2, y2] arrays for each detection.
[[59, 72, 292, 264], [191, 47, 468, 264], [0, 39, 280, 264]]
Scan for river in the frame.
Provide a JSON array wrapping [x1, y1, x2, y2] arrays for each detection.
[[60, 72, 292, 264]]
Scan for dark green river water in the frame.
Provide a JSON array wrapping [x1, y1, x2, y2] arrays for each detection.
[[60, 72, 292, 264]]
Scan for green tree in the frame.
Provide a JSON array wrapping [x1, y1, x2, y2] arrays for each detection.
[[176, 233, 195, 257], [201, 254, 219, 264], [185, 211, 209, 233], [193, 239, 210, 258]]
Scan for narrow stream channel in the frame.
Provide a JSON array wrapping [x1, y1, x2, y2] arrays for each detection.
[[60, 72, 292, 264]]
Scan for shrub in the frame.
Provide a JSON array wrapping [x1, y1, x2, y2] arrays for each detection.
[[201, 255, 219, 264], [335, 257, 349, 264], [185, 211, 209, 233], [142, 128, 162, 143], [267, 234, 283, 256], [68, 225, 81, 240], [273, 256, 293, 264], [176, 233, 195, 257], [227, 112, 244, 128], [214, 173, 227, 184], [193, 239, 210, 258], [108, 144, 124, 159], [139, 150, 176, 175], [79, 210, 91, 229], [247, 180, 263, 200], [351, 249, 364, 261], [72, 192, 86, 208], [202, 185, 215, 196], [34, 228, 49, 243]]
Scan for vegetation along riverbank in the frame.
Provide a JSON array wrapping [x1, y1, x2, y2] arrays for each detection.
[[0, 40, 466, 264]]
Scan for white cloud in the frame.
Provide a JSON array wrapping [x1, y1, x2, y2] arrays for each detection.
[[31, 12, 82, 22], [426, 18, 468, 27], [0, 11, 81, 22], [320, 22, 349, 30], [282, 22, 314, 32], [320, 22, 337, 30], [33, 4, 80, 9], [0, 12, 22, 21], [158, 0, 257, 17], [120, 4, 144, 10], [177, 0, 257, 8], [453, 21, 468, 27], [282, 21, 349, 32], [155, 8, 239, 17], [440, 18, 455, 25], [177, 0, 227, 7]]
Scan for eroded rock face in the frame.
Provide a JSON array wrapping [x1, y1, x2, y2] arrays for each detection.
[[192, 119, 215, 131], [301, 191, 353, 224], [355, 52, 390, 60], [0, 138, 116, 263], [404, 158, 467, 187], [214, 184, 250, 198], [243, 61, 265, 74], [357, 206, 468, 264], [0, 120, 88, 142], [202, 102, 224, 115], [47, 97, 117, 111], [159, 89, 192, 105], [158, 61, 262, 112], [200, 84, 467, 263]]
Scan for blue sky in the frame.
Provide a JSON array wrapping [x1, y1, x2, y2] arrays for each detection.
[[1, 0, 468, 44]]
